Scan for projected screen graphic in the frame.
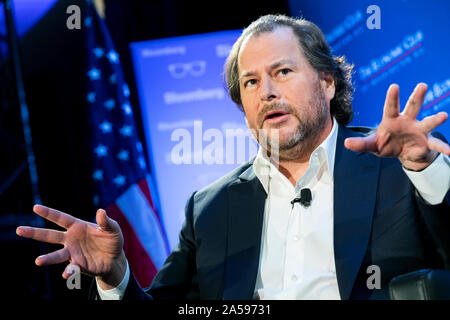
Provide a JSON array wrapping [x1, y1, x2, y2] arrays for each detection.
[[130, 30, 258, 249], [131, 0, 449, 250], [289, 0, 450, 133]]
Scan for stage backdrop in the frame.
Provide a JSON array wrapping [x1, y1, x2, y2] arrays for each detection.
[[131, 0, 450, 250], [288, 0, 450, 131], [130, 31, 258, 249]]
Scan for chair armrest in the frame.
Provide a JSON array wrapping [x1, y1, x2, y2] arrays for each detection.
[[389, 269, 450, 300]]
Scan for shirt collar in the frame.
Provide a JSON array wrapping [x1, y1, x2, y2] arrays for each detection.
[[253, 117, 339, 194], [318, 116, 338, 179]]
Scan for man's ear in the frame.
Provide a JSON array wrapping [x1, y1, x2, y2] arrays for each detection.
[[320, 72, 335, 102]]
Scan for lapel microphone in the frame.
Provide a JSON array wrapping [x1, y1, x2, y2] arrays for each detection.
[[290, 188, 312, 209]]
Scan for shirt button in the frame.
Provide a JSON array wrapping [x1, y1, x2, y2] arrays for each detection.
[[291, 275, 298, 282], [293, 235, 299, 241]]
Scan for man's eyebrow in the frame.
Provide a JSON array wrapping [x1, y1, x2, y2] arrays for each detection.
[[239, 71, 256, 82], [269, 59, 297, 70], [239, 59, 298, 81]]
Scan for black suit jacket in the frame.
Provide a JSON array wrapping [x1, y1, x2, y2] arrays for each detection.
[[91, 124, 450, 300]]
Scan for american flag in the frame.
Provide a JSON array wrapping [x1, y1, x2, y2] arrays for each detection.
[[84, 2, 170, 288]]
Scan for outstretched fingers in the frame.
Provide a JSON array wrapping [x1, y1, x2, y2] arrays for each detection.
[[62, 262, 80, 279], [428, 135, 450, 156], [16, 226, 65, 244], [344, 134, 377, 153], [35, 247, 70, 267], [382, 84, 400, 120], [33, 204, 77, 229], [420, 112, 448, 133], [402, 83, 428, 119], [95, 208, 118, 232]]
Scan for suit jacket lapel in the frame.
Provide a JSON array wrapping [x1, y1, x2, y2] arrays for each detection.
[[221, 124, 381, 300], [223, 163, 266, 299], [333, 125, 381, 300]]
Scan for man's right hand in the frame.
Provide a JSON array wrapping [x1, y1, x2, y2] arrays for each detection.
[[16, 205, 127, 289]]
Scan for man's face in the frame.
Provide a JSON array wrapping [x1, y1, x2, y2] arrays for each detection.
[[238, 26, 335, 155]]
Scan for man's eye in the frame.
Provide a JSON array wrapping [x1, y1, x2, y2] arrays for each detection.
[[278, 68, 291, 76], [245, 79, 257, 87]]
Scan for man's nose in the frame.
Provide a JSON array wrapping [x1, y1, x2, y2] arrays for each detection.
[[260, 77, 279, 102]]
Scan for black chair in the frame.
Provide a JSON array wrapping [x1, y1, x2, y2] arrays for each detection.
[[389, 269, 450, 300]]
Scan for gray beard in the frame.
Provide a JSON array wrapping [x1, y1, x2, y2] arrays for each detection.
[[261, 83, 329, 155]]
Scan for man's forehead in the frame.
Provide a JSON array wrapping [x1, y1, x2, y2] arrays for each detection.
[[242, 25, 295, 44], [237, 26, 303, 74]]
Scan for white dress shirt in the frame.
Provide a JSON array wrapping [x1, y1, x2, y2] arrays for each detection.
[[97, 118, 450, 299], [252, 117, 340, 299], [96, 259, 130, 300]]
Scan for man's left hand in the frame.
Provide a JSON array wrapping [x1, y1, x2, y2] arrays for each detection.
[[344, 83, 450, 171]]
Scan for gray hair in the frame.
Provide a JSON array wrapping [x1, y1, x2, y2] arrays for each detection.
[[224, 14, 354, 125]]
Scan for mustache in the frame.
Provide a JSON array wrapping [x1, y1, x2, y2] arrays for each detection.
[[258, 102, 294, 126]]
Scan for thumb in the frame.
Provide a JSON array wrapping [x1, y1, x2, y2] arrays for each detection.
[[96, 209, 119, 232], [345, 135, 377, 153], [62, 262, 80, 280]]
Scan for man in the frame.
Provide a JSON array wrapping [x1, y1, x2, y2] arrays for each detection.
[[17, 14, 450, 300]]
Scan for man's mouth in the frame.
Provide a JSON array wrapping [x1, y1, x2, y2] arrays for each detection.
[[263, 110, 290, 124]]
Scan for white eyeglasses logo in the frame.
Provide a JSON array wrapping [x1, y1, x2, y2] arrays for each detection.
[[168, 60, 206, 79]]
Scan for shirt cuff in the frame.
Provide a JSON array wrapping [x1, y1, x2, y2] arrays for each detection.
[[403, 153, 450, 205], [96, 260, 130, 300]]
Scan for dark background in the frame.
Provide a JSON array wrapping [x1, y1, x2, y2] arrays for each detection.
[[0, 0, 290, 300]]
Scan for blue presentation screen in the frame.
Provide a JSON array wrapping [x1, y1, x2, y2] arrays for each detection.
[[130, 31, 258, 249], [288, 0, 450, 133]]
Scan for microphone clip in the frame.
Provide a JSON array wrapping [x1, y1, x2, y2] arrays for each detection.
[[290, 188, 312, 209]]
